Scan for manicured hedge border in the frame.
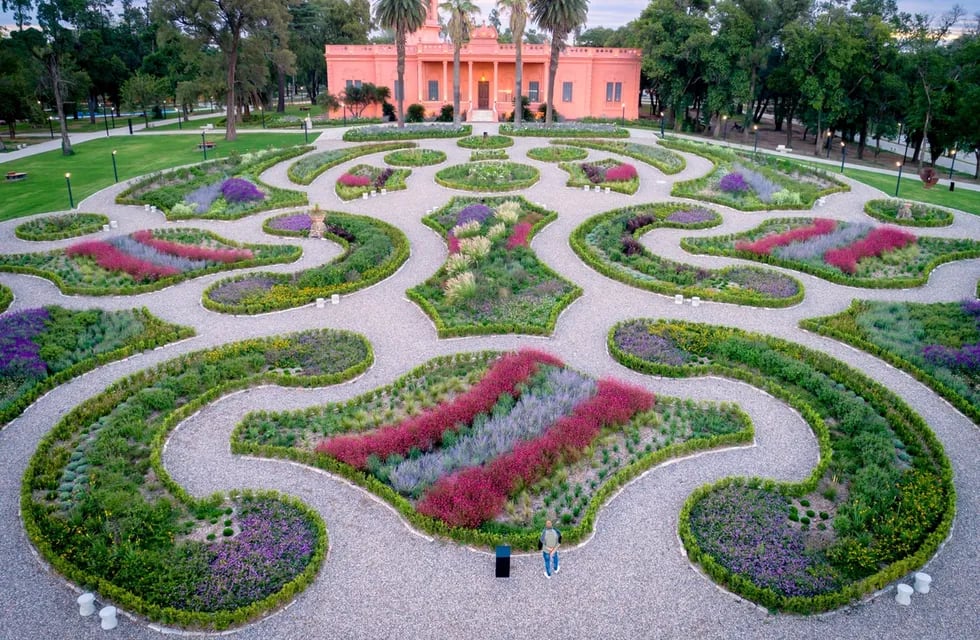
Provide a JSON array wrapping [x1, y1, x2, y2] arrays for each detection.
[[335, 165, 411, 201], [569, 203, 804, 308], [434, 162, 540, 192], [456, 135, 514, 149], [233, 351, 754, 550], [22, 330, 373, 629], [116, 146, 312, 220], [801, 301, 980, 426], [0, 231, 302, 297], [384, 148, 447, 167], [553, 139, 686, 175], [1, 307, 194, 428], [681, 220, 980, 289], [526, 146, 589, 163], [558, 160, 639, 195], [661, 139, 849, 210], [499, 123, 630, 138], [342, 125, 471, 142], [609, 319, 955, 614], [406, 197, 582, 337], [286, 142, 415, 185], [863, 199, 954, 227], [0, 283, 11, 313], [15, 213, 110, 241], [203, 213, 410, 314]]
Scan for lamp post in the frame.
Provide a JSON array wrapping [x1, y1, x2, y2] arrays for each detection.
[[303, 118, 309, 143], [201, 131, 207, 160], [260, 105, 265, 129], [753, 125, 759, 154], [894, 161, 904, 197], [48, 117, 54, 139], [897, 121, 903, 147], [65, 173, 74, 209], [722, 115, 728, 141], [111, 150, 118, 183], [947, 149, 957, 179], [659, 111, 665, 138], [825, 130, 832, 158], [902, 133, 911, 164], [621, 103, 626, 127], [840, 141, 846, 173]]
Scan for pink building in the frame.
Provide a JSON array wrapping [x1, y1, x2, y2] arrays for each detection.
[[324, 0, 641, 122]]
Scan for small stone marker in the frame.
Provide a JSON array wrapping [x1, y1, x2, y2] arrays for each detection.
[[331, 293, 340, 304], [315, 297, 325, 308], [895, 583, 913, 605], [77, 593, 95, 617], [691, 296, 701, 307], [914, 572, 931, 594], [674, 294, 683, 305], [109, 220, 118, 229], [99, 605, 118, 630]]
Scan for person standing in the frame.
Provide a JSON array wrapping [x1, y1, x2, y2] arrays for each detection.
[[539, 520, 561, 578]]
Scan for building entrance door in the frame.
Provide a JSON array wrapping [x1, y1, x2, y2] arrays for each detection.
[[478, 82, 490, 109]]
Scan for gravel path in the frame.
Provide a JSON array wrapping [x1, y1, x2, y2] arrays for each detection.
[[0, 125, 978, 640]]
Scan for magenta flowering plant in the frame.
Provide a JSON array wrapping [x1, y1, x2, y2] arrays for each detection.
[[719, 172, 749, 193], [338, 173, 371, 187], [604, 163, 638, 182], [220, 178, 266, 203]]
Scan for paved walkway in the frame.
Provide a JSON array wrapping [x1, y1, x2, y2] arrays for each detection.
[[0, 124, 978, 640]]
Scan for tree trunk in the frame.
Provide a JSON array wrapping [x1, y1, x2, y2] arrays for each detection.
[[225, 32, 240, 142], [712, 112, 721, 138], [396, 30, 406, 127], [88, 95, 98, 124], [545, 38, 561, 125], [277, 67, 286, 113], [813, 113, 822, 157], [513, 30, 524, 126], [452, 45, 461, 126], [743, 69, 757, 142], [784, 102, 796, 147], [48, 53, 73, 155], [857, 117, 868, 160]]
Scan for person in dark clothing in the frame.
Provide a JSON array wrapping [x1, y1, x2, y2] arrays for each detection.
[[538, 520, 562, 578]]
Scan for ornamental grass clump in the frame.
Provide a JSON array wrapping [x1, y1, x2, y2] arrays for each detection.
[[771, 223, 872, 261], [185, 182, 225, 214], [66, 240, 179, 282], [443, 271, 477, 303], [823, 226, 916, 274], [494, 201, 521, 223], [221, 178, 265, 203], [109, 236, 209, 273], [444, 253, 473, 275], [450, 220, 482, 239], [132, 230, 253, 263], [458, 236, 492, 260], [735, 218, 837, 255]]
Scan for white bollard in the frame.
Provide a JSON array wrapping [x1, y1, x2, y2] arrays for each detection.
[[370, 190, 377, 197], [77, 593, 95, 617], [604, 187, 611, 193], [582, 185, 589, 192], [914, 573, 931, 594], [691, 296, 701, 307], [109, 220, 118, 229], [315, 297, 325, 309], [144, 204, 150, 211], [895, 583, 913, 605], [674, 294, 683, 305], [331, 293, 340, 305], [381, 188, 387, 195], [362, 193, 369, 200], [99, 605, 118, 630], [102, 224, 110, 232]]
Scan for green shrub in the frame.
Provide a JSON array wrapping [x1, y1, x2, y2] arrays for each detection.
[[15, 213, 110, 241], [407, 103, 425, 123]]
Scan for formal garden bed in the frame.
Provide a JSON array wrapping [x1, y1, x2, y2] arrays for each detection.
[[609, 318, 953, 613], [15, 213, 110, 241], [457, 134, 514, 149], [384, 148, 446, 167], [335, 164, 410, 200], [342, 124, 471, 142], [526, 146, 588, 162], [407, 197, 580, 336], [560, 158, 640, 194], [499, 122, 629, 138], [22, 328, 372, 629], [0, 228, 299, 295], [863, 199, 954, 227], [662, 139, 848, 209], [286, 142, 414, 184], [802, 299, 980, 425], [434, 161, 539, 192], [683, 217, 980, 288], [0, 306, 192, 427], [117, 147, 310, 219], [233, 349, 752, 548], [570, 203, 803, 307], [0, 283, 11, 313], [470, 149, 509, 161], [553, 139, 685, 174], [205, 210, 408, 314]]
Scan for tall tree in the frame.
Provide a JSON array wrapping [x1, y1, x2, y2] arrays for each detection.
[[153, 0, 295, 141], [120, 71, 167, 125], [374, 0, 429, 128], [440, 0, 479, 125], [529, 0, 588, 125], [290, 0, 371, 107], [497, 0, 528, 125]]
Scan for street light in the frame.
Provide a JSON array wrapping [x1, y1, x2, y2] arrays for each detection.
[[303, 118, 309, 143], [825, 130, 832, 158], [894, 161, 903, 197], [260, 105, 265, 129], [840, 141, 846, 173], [659, 111, 665, 138], [201, 131, 207, 160], [722, 115, 728, 141], [65, 173, 74, 209], [621, 103, 626, 127], [753, 125, 759, 154], [897, 121, 903, 145], [947, 149, 957, 179], [111, 150, 118, 183]]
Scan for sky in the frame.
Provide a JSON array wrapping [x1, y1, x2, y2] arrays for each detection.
[[2, 1, 976, 34]]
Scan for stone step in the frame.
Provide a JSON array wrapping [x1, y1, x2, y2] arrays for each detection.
[[468, 109, 496, 123]]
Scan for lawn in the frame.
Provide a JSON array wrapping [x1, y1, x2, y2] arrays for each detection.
[[0, 132, 309, 221], [840, 166, 979, 215]]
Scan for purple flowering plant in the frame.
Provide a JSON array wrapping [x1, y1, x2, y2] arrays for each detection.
[[613, 320, 692, 366], [268, 214, 312, 232], [665, 208, 718, 225], [719, 172, 749, 193], [220, 178, 265, 204], [0, 308, 50, 381], [455, 203, 494, 226]]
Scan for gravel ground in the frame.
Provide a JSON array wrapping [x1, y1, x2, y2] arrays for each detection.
[[0, 124, 978, 640]]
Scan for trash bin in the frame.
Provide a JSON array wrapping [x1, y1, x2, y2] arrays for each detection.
[[495, 545, 511, 578], [949, 181, 955, 192]]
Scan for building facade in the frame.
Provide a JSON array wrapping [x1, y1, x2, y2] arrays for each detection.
[[324, 0, 641, 122]]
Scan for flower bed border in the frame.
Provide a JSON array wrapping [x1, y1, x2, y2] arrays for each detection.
[[552, 139, 686, 175], [863, 199, 954, 227], [15, 213, 110, 241], [232, 350, 753, 551], [570, 203, 804, 308], [608, 318, 955, 614], [335, 164, 411, 200], [342, 124, 471, 142], [0, 283, 11, 313], [526, 146, 589, 163], [559, 159, 639, 195], [434, 161, 540, 193], [22, 329, 373, 629], [456, 135, 514, 149], [499, 123, 629, 138], [287, 142, 415, 185], [383, 148, 447, 167]]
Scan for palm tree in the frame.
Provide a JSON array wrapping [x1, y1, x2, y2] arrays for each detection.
[[529, 0, 588, 125], [374, 0, 429, 128], [440, 0, 480, 126], [497, 0, 528, 126]]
